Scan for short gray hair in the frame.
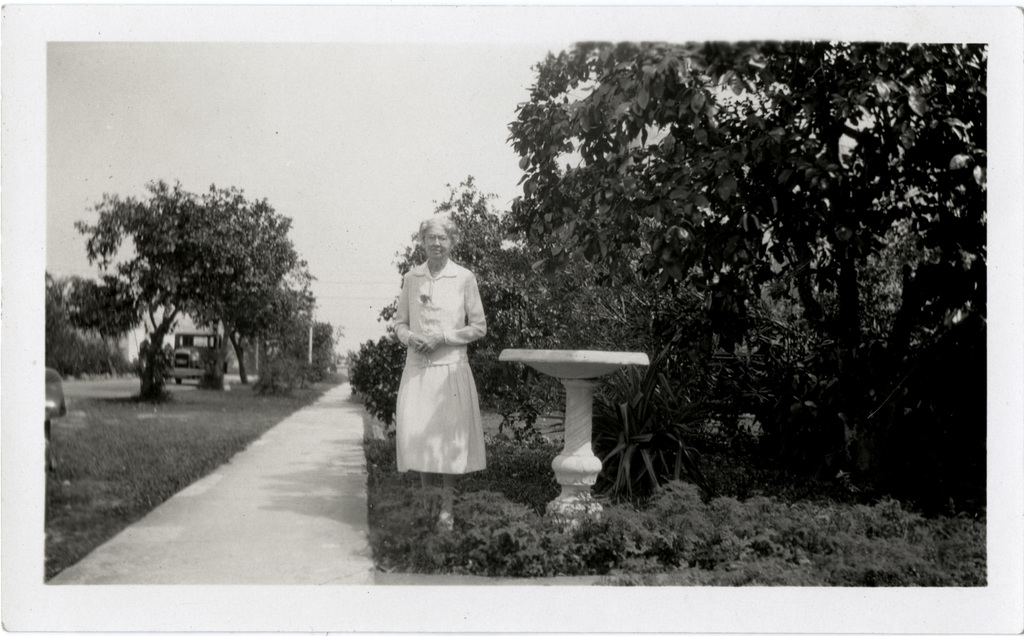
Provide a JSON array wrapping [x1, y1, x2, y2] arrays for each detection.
[[417, 217, 460, 248]]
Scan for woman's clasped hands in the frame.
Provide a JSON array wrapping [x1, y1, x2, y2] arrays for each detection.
[[408, 332, 444, 354]]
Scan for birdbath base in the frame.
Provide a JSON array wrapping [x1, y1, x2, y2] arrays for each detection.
[[498, 350, 650, 524], [547, 378, 604, 524], [546, 489, 602, 526]]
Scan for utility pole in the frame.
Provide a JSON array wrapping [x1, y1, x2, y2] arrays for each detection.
[[308, 320, 313, 365]]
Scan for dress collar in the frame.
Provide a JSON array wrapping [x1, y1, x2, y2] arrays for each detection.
[[411, 260, 458, 279]]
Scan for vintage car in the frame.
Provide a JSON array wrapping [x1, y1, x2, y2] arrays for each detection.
[[169, 331, 226, 384]]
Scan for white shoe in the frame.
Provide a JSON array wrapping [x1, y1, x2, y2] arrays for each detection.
[[436, 510, 454, 532]]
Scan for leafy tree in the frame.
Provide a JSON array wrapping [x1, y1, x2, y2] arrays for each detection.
[[45, 274, 74, 373], [45, 273, 83, 376], [45, 273, 133, 377], [186, 185, 309, 387], [65, 275, 140, 374], [76, 180, 314, 399], [509, 42, 986, 506], [511, 41, 984, 341], [251, 278, 337, 395], [77, 181, 203, 398], [308, 321, 341, 383]]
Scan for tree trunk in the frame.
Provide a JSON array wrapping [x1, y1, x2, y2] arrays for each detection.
[[889, 263, 929, 364], [102, 336, 116, 376], [215, 331, 227, 389], [139, 330, 169, 401], [836, 243, 861, 353], [230, 332, 249, 385], [205, 325, 228, 391], [197, 322, 227, 391]]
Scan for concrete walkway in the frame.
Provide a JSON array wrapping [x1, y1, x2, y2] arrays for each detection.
[[50, 382, 375, 584], [49, 381, 600, 586]]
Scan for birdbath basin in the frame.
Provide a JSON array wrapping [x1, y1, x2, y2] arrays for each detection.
[[499, 349, 650, 522], [499, 349, 650, 380]]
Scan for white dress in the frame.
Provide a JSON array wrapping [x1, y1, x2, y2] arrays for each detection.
[[394, 260, 487, 474]]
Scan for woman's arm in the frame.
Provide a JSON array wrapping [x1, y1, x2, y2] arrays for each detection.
[[443, 272, 487, 345], [394, 274, 413, 346]]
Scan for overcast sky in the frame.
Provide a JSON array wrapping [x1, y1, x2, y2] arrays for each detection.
[[47, 41, 557, 355]]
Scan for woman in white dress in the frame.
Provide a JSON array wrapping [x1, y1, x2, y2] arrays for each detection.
[[393, 217, 487, 530]]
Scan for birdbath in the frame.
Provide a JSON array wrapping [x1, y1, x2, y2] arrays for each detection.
[[498, 349, 650, 522]]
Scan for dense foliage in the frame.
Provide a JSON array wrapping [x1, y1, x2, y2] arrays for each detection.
[[352, 178, 716, 445], [508, 41, 987, 512], [187, 185, 314, 387], [365, 438, 984, 585], [592, 345, 710, 500], [347, 335, 406, 425], [254, 318, 339, 395]]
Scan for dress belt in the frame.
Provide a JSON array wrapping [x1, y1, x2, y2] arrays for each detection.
[[406, 346, 468, 368]]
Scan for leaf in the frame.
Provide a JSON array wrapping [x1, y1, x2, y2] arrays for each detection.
[[661, 133, 676, 154], [717, 174, 738, 201], [658, 190, 683, 206], [907, 86, 929, 116], [949, 154, 971, 170], [640, 450, 659, 489], [690, 91, 706, 114], [637, 86, 650, 110], [974, 165, 986, 186], [730, 74, 744, 96]]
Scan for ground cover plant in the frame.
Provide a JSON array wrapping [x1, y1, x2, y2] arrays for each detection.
[[44, 378, 338, 580], [364, 434, 985, 586]]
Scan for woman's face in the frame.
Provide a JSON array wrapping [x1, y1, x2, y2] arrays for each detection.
[[422, 222, 452, 261]]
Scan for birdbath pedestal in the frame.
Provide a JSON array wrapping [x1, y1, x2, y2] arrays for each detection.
[[498, 349, 650, 521]]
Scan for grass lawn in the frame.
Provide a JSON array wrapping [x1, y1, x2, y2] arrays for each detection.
[[45, 379, 337, 581]]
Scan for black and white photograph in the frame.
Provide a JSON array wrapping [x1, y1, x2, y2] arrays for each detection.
[[2, 4, 1022, 633]]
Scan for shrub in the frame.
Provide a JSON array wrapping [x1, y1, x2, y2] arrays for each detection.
[[593, 349, 710, 501], [253, 356, 302, 395], [459, 436, 559, 514], [348, 336, 405, 426], [365, 437, 986, 585]]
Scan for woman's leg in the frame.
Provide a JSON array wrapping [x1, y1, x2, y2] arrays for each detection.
[[437, 474, 456, 530], [419, 472, 456, 530], [419, 472, 439, 488]]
